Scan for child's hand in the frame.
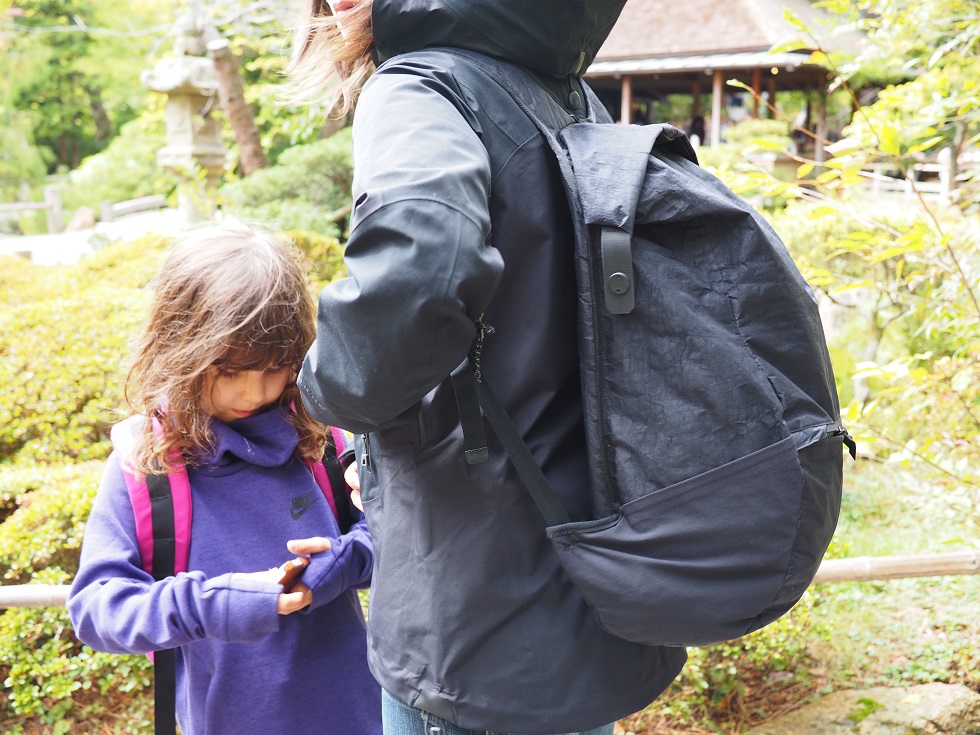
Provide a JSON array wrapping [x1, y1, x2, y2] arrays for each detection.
[[277, 539, 333, 615], [344, 463, 363, 510], [232, 561, 314, 615], [287, 537, 332, 555], [277, 582, 312, 615]]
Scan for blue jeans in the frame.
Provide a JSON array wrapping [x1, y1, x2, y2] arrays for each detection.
[[381, 688, 616, 735]]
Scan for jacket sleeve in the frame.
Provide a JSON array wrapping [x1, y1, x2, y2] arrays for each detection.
[[67, 453, 282, 654], [298, 59, 503, 433]]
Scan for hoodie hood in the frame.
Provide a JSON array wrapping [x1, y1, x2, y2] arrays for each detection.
[[199, 406, 299, 470], [371, 0, 628, 77]]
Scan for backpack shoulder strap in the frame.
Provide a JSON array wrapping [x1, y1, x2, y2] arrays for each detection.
[[111, 415, 185, 735], [112, 416, 192, 577], [307, 426, 356, 533]]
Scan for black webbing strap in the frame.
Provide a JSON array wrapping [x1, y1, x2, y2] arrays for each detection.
[[151, 648, 176, 735], [145, 471, 177, 735], [472, 374, 570, 527], [600, 227, 635, 314], [322, 433, 356, 534], [450, 359, 490, 465]]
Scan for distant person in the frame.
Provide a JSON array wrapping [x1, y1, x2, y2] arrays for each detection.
[[67, 224, 381, 735], [688, 114, 706, 147], [287, 1, 687, 735]]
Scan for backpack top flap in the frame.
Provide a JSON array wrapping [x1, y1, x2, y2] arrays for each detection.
[[557, 122, 844, 506], [561, 122, 697, 235]]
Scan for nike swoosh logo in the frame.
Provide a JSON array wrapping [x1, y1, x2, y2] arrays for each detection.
[[290, 491, 316, 520]]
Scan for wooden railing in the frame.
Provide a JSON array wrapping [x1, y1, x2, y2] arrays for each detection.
[[858, 161, 952, 201], [1, 551, 977, 609], [0, 185, 63, 233], [812, 550, 979, 584], [0, 190, 168, 239], [100, 194, 167, 223]]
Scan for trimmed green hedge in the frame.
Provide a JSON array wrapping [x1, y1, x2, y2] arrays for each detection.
[[0, 237, 167, 466], [220, 128, 355, 238]]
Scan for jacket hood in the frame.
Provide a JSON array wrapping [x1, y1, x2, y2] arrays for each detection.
[[371, 0, 628, 77]]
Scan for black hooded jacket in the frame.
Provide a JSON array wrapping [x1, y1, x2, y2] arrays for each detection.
[[298, 1, 687, 731]]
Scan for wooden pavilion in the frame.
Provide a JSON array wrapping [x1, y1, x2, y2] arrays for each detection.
[[586, 0, 860, 160]]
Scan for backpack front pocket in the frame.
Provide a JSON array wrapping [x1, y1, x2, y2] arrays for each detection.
[[547, 435, 805, 647]]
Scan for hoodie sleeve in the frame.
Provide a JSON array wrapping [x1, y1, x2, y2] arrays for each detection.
[[302, 515, 374, 610], [298, 58, 503, 433], [67, 453, 282, 654]]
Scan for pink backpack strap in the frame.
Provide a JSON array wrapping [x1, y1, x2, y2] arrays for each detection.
[[115, 416, 192, 577], [305, 426, 350, 521], [307, 458, 339, 519]]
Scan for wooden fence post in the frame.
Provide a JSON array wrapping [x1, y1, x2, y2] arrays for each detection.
[[44, 185, 63, 233]]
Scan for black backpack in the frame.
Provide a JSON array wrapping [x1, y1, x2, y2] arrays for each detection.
[[440, 48, 856, 648]]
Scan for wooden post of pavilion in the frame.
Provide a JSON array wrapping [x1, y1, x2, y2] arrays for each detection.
[[815, 86, 828, 164], [620, 74, 633, 123], [710, 69, 724, 145]]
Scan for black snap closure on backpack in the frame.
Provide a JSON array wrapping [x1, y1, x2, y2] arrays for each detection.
[[608, 272, 630, 295]]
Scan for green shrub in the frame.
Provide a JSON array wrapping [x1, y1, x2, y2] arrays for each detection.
[[0, 602, 153, 733], [628, 595, 824, 732], [286, 229, 347, 291], [0, 463, 101, 584], [0, 235, 168, 465], [0, 116, 49, 235], [220, 128, 354, 237], [0, 462, 153, 733]]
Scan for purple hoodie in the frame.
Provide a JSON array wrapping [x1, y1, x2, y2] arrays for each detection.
[[67, 407, 381, 735]]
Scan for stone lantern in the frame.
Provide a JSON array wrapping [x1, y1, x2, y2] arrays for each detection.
[[140, 1, 228, 226]]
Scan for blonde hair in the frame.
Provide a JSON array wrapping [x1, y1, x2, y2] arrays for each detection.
[[125, 224, 327, 474], [284, 0, 375, 118]]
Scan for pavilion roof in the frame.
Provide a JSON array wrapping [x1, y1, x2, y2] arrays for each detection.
[[593, 0, 854, 65]]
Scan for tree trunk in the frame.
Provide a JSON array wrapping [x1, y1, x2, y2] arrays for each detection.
[[207, 37, 268, 176], [88, 85, 113, 142]]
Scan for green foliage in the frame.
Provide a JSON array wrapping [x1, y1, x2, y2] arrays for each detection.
[[220, 128, 354, 238], [0, 463, 100, 583], [0, 0, 170, 172], [719, 118, 793, 149], [59, 102, 172, 215], [721, 0, 980, 497], [0, 235, 168, 465], [0, 602, 153, 731], [285, 229, 348, 291], [847, 697, 884, 723], [232, 33, 334, 161], [0, 114, 48, 200], [695, 118, 798, 204], [637, 597, 824, 731], [807, 462, 978, 694], [0, 462, 153, 732]]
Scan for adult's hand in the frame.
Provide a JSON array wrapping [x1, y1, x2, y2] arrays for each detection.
[[344, 464, 363, 510]]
